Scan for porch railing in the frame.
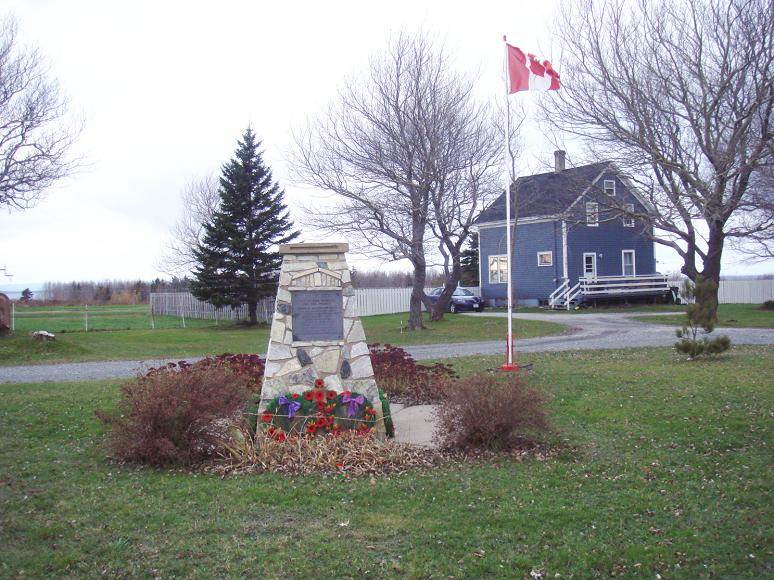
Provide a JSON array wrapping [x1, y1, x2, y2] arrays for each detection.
[[578, 274, 671, 296], [548, 279, 570, 308]]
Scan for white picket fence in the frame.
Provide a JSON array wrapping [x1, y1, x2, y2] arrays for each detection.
[[150, 279, 768, 321], [150, 287, 482, 321], [718, 279, 774, 304], [666, 276, 774, 304]]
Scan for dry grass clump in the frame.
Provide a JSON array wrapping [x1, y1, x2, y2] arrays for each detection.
[[213, 429, 444, 477]]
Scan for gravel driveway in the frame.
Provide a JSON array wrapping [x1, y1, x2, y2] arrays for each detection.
[[1, 311, 772, 384]]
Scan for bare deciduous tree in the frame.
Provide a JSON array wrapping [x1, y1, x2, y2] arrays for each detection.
[[424, 93, 508, 320], [292, 32, 501, 329], [541, 0, 773, 311], [728, 166, 774, 261], [0, 16, 79, 211], [157, 175, 220, 277]]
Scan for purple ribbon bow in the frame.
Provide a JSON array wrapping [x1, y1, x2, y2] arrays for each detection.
[[278, 394, 301, 419], [342, 393, 365, 418]]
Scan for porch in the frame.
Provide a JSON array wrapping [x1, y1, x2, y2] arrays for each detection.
[[549, 274, 673, 310]]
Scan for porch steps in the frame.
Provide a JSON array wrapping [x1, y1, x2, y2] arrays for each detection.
[[548, 274, 672, 310]]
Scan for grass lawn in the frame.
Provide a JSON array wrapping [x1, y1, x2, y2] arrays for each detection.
[[632, 303, 774, 328], [0, 311, 566, 367], [1, 346, 771, 576], [360, 312, 565, 346]]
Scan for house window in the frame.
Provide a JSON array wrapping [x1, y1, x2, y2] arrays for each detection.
[[488, 255, 509, 284], [537, 251, 553, 267], [623, 203, 635, 227], [586, 202, 599, 226], [622, 250, 636, 276], [604, 179, 616, 196]]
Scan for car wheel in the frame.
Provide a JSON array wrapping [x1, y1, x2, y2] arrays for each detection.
[[449, 303, 456, 313]]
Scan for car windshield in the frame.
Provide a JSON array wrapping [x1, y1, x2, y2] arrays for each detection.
[[453, 289, 474, 296]]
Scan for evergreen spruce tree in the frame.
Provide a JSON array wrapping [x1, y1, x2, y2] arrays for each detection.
[[190, 127, 298, 324], [459, 233, 479, 286]]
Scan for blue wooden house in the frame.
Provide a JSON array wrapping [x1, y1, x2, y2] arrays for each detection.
[[475, 151, 671, 308]]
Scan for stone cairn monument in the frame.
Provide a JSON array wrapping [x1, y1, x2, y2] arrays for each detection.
[[259, 243, 386, 437]]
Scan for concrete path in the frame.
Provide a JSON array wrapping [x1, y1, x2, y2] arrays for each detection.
[[1, 311, 772, 384], [390, 403, 438, 448], [407, 311, 774, 358]]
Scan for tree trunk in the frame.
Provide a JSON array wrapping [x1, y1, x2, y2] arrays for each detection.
[[248, 300, 258, 325], [700, 224, 725, 320], [430, 256, 462, 321], [408, 259, 427, 330]]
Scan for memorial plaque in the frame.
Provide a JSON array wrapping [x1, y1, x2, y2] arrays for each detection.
[[291, 290, 343, 341]]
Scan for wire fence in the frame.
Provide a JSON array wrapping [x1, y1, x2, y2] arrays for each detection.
[[11, 304, 216, 333], [150, 292, 274, 324], [9, 279, 769, 334]]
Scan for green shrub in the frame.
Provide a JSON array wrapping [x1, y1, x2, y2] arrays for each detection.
[[675, 277, 731, 359], [760, 300, 774, 311], [434, 373, 550, 452]]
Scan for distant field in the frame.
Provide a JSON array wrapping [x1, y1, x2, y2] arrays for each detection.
[[0, 307, 566, 366], [11, 304, 214, 333]]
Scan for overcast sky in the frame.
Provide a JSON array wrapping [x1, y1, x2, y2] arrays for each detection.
[[0, 0, 771, 288]]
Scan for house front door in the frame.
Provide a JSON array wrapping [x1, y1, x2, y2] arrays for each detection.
[[622, 250, 636, 276], [583, 252, 597, 279]]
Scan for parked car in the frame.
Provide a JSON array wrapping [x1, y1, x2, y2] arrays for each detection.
[[427, 287, 485, 313]]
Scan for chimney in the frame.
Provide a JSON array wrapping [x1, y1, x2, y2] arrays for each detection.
[[554, 150, 566, 172]]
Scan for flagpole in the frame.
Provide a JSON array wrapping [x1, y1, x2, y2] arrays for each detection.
[[501, 35, 517, 372]]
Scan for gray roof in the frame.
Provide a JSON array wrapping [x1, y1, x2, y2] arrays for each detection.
[[475, 162, 610, 224]]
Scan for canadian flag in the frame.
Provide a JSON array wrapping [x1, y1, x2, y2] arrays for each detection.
[[506, 43, 560, 93]]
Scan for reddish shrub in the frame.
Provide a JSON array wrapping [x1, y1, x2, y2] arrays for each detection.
[[434, 373, 550, 452], [98, 366, 252, 466], [369, 343, 456, 405], [145, 353, 265, 392]]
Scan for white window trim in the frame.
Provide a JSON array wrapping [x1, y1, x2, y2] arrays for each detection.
[[583, 252, 597, 278], [604, 179, 616, 196], [537, 251, 553, 267], [622, 250, 636, 276], [561, 220, 569, 280], [623, 203, 635, 227], [586, 202, 599, 226], [488, 254, 509, 284]]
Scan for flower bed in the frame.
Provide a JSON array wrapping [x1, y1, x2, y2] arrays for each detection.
[[261, 379, 378, 439], [369, 343, 456, 405], [146, 353, 265, 391]]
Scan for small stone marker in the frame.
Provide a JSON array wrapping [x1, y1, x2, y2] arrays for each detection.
[[259, 243, 386, 437], [30, 330, 56, 341], [0, 293, 10, 335]]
